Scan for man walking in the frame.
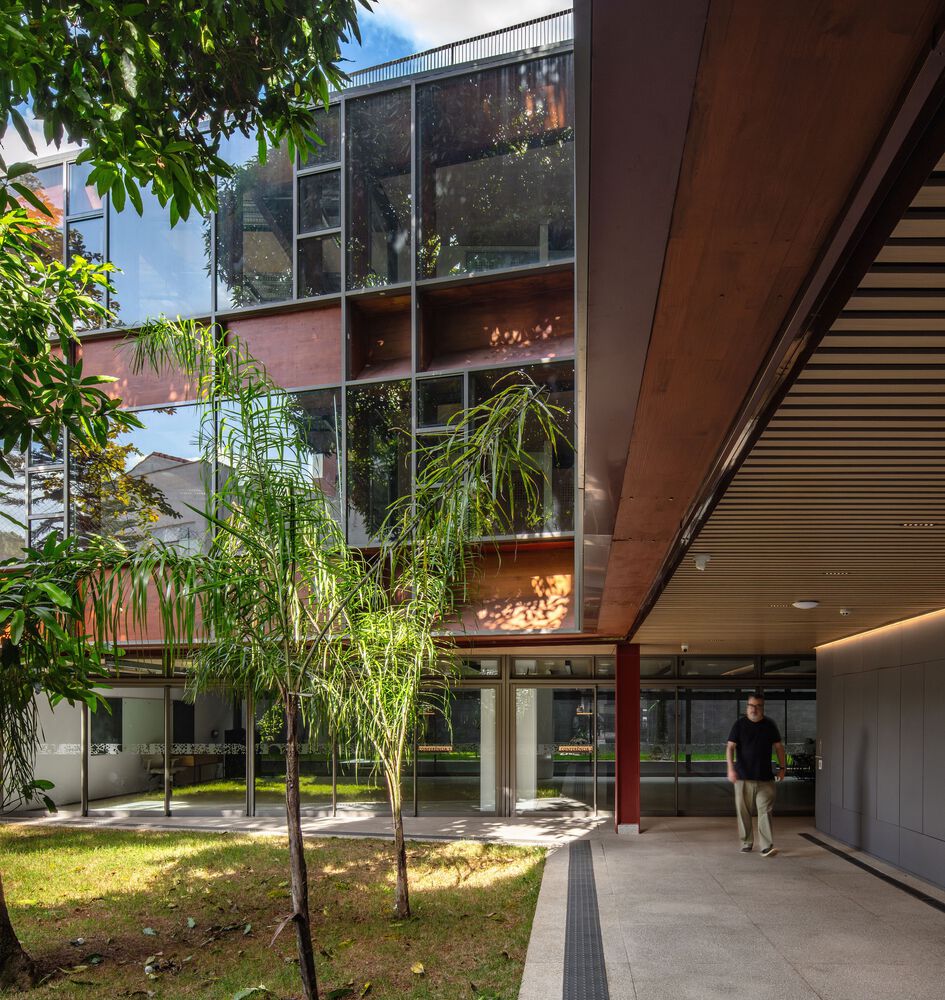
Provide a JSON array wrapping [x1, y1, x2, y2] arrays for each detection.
[[726, 693, 786, 856]]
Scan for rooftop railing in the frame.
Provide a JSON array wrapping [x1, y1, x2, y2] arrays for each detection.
[[343, 8, 573, 89]]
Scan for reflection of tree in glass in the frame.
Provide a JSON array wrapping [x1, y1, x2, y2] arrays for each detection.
[[346, 90, 411, 290], [345, 382, 411, 539], [67, 429, 180, 546], [14, 172, 63, 266], [0, 452, 26, 560], [216, 145, 293, 307], [419, 56, 574, 278]]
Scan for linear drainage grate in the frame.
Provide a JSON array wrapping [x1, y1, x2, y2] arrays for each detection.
[[563, 840, 609, 1000]]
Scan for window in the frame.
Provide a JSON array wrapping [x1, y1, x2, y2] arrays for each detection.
[[109, 186, 211, 326], [471, 362, 575, 533], [345, 380, 411, 545], [418, 375, 463, 428], [301, 105, 341, 168], [346, 88, 411, 289], [216, 136, 293, 309], [73, 405, 209, 551], [0, 449, 28, 560], [16, 164, 64, 261], [418, 55, 574, 278], [296, 388, 342, 520]]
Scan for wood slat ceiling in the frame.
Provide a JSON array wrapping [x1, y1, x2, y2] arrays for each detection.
[[634, 164, 945, 654]]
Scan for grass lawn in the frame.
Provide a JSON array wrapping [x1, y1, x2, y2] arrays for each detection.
[[0, 826, 544, 1000]]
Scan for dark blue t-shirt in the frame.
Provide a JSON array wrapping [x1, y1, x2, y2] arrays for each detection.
[[727, 716, 782, 781]]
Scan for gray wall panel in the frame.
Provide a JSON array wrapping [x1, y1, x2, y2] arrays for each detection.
[[900, 827, 945, 887], [842, 672, 876, 817], [900, 664, 924, 834], [828, 672, 844, 809], [923, 661, 945, 841], [830, 803, 862, 848], [816, 661, 831, 833], [876, 667, 900, 827], [861, 814, 900, 865]]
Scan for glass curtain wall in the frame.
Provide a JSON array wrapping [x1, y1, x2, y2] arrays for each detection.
[[346, 87, 411, 289], [72, 404, 210, 552], [254, 699, 334, 816], [472, 363, 575, 532], [170, 691, 246, 815], [297, 105, 342, 297], [417, 688, 497, 815], [109, 187, 211, 325], [642, 686, 817, 816], [216, 135, 294, 308], [345, 380, 411, 544], [514, 687, 594, 813], [417, 54, 575, 278], [88, 687, 166, 813]]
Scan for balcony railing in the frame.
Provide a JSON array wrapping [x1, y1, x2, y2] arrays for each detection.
[[343, 8, 573, 89]]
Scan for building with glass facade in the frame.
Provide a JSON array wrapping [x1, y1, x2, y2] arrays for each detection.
[[10, 3, 945, 892], [0, 10, 824, 825]]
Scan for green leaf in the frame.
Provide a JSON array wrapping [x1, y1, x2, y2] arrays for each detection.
[[9, 108, 36, 155], [9, 609, 25, 645], [232, 988, 271, 1000], [35, 581, 73, 608]]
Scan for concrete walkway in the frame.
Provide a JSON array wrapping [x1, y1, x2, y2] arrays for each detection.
[[522, 816, 945, 1000], [0, 808, 606, 845], [9, 811, 945, 999]]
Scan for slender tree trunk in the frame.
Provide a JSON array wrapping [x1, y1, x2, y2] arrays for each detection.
[[386, 768, 410, 919], [285, 692, 319, 1000], [0, 872, 35, 989]]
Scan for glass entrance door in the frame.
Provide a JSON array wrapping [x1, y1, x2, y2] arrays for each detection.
[[514, 687, 595, 813]]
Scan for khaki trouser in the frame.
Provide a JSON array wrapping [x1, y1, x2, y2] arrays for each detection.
[[735, 780, 776, 850]]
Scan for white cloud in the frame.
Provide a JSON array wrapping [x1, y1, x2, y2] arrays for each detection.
[[371, 0, 571, 50]]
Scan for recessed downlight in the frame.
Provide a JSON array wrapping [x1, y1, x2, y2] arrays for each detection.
[[902, 522, 936, 528], [824, 571, 848, 576], [769, 604, 789, 609], [792, 599, 819, 610]]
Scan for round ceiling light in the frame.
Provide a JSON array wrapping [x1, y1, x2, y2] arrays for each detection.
[[792, 599, 819, 610]]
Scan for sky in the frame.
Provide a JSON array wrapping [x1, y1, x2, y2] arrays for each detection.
[[0, 2, 571, 161], [340, 0, 571, 72]]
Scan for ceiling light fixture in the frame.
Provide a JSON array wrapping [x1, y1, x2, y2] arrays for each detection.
[[792, 599, 819, 610], [824, 571, 849, 576], [902, 522, 936, 528], [769, 603, 789, 609]]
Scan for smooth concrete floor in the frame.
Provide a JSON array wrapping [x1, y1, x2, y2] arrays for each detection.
[[562, 816, 945, 1000]]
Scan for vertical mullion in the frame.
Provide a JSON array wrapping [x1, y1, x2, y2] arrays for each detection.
[[245, 690, 256, 817], [412, 726, 418, 817], [164, 685, 172, 816], [292, 134, 299, 302], [80, 701, 89, 816], [592, 685, 598, 816], [339, 98, 347, 298], [340, 96, 350, 540], [409, 80, 418, 510], [673, 686, 680, 817]]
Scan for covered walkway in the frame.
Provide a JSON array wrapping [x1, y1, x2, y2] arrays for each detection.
[[521, 816, 945, 1000]]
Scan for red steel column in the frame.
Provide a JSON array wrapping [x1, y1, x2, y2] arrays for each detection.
[[615, 641, 641, 833]]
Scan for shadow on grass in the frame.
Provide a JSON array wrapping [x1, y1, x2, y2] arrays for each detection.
[[1, 826, 544, 999]]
